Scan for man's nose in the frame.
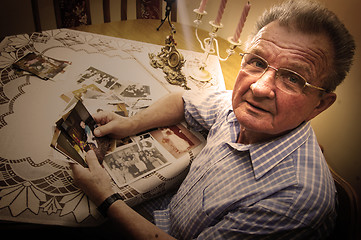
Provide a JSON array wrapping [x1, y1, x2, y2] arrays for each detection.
[[250, 69, 276, 99]]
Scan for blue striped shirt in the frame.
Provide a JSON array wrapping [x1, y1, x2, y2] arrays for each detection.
[[150, 90, 336, 239]]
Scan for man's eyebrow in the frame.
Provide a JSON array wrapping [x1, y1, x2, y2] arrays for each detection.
[[249, 48, 265, 57], [248, 48, 312, 78], [283, 62, 312, 78]]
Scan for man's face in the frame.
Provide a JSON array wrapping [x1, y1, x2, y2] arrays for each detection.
[[232, 21, 335, 141]]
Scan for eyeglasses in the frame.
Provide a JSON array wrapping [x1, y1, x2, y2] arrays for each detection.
[[240, 53, 327, 95]]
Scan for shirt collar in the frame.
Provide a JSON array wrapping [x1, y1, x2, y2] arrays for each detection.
[[226, 109, 238, 123], [249, 122, 311, 180], [226, 109, 311, 180]]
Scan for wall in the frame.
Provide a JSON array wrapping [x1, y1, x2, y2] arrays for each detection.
[[1, 0, 360, 211]]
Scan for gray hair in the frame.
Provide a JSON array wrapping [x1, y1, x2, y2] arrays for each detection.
[[253, 0, 355, 92]]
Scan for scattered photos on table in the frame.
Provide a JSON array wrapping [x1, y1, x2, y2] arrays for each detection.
[[60, 66, 153, 117], [52, 66, 203, 188]]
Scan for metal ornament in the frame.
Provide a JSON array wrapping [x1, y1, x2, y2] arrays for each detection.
[[149, 34, 190, 90]]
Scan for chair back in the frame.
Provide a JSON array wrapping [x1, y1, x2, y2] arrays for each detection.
[[53, 0, 92, 28], [327, 164, 359, 240], [31, 0, 176, 32]]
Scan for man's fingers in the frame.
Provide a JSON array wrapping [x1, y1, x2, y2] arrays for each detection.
[[85, 150, 101, 170], [70, 162, 84, 178], [93, 111, 114, 126], [93, 111, 117, 137], [94, 124, 107, 137], [94, 121, 116, 137]]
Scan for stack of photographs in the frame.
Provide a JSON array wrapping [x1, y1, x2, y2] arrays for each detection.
[[51, 100, 113, 167], [103, 124, 203, 188], [13, 52, 71, 80], [51, 65, 205, 189]]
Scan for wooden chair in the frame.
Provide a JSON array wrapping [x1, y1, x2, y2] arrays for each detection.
[[31, 0, 176, 32], [135, 0, 177, 22], [31, 0, 112, 32], [326, 163, 359, 239]]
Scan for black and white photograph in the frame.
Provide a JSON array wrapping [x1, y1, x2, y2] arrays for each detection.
[[103, 136, 169, 187], [76, 66, 118, 89], [120, 84, 151, 98]]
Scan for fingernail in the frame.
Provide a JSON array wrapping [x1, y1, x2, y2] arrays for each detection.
[[94, 128, 101, 136]]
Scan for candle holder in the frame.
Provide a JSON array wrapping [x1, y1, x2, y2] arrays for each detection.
[[190, 9, 242, 82]]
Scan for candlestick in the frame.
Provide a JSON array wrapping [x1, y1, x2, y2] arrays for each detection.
[[190, 2, 244, 82], [198, 0, 209, 13], [232, 1, 251, 42], [214, 0, 228, 26]]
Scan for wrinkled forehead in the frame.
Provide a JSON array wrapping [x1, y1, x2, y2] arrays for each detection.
[[248, 21, 332, 52], [246, 21, 334, 79]]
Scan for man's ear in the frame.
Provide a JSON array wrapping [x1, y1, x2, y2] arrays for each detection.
[[305, 92, 337, 121]]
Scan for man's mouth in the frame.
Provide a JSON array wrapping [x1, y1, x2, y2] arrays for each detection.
[[246, 100, 270, 113]]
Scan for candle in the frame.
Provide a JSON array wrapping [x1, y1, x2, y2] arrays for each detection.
[[198, 0, 209, 13], [214, 0, 228, 26], [232, 1, 251, 42]]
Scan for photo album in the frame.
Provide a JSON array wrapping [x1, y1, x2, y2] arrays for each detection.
[[51, 66, 206, 189]]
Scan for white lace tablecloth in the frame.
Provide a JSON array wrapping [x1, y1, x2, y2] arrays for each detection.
[[0, 29, 225, 226]]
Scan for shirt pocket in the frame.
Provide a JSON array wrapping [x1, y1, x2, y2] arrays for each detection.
[[201, 183, 243, 220], [201, 158, 298, 220]]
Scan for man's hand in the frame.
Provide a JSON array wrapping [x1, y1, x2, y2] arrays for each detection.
[[70, 150, 176, 240], [70, 150, 115, 206], [93, 93, 185, 140], [93, 111, 136, 139]]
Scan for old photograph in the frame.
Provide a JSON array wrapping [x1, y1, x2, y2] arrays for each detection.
[[76, 66, 118, 89], [57, 100, 111, 164], [103, 136, 169, 187], [120, 84, 150, 98], [13, 52, 70, 80], [151, 124, 202, 159]]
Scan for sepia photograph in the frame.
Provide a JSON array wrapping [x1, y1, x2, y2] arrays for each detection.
[[151, 124, 202, 159]]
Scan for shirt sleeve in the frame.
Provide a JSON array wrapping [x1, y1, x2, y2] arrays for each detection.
[[182, 90, 232, 132]]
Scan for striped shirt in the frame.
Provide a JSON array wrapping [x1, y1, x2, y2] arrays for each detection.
[[150, 90, 336, 239]]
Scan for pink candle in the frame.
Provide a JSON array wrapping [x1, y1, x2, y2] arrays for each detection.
[[198, 0, 209, 13], [214, 0, 228, 25], [232, 1, 251, 42]]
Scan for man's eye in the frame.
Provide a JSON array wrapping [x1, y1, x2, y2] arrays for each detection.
[[248, 58, 267, 69], [287, 74, 302, 84], [282, 72, 303, 86]]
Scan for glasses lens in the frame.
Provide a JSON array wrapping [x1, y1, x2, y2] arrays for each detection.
[[240, 53, 312, 94], [241, 53, 268, 76], [275, 69, 306, 94]]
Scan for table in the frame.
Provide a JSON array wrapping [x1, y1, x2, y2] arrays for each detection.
[[73, 19, 242, 90], [0, 19, 237, 227]]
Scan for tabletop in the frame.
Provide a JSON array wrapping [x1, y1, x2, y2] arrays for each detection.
[[73, 19, 242, 90], [0, 19, 232, 227]]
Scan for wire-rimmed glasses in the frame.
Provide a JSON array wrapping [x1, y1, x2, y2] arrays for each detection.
[[240, 53, 327, 94]]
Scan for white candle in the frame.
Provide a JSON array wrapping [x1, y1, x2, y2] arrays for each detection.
[[214, 0, 228, 26], [198, 0, 209, 13], [232, 1, 251, 42]]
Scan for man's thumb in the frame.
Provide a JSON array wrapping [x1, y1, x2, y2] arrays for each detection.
[[94, 123, 114, 137]]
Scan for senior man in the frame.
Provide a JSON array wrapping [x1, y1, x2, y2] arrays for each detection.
[[71, 0, 355, 239]]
